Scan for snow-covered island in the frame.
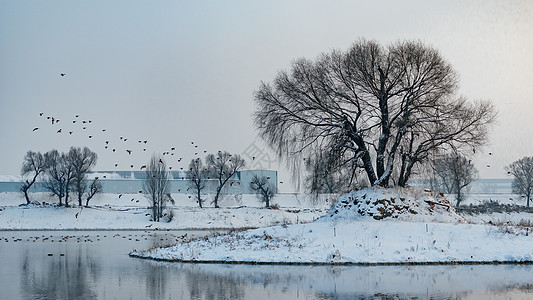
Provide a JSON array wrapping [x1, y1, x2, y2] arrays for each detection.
[[129, 187, 533, 265]]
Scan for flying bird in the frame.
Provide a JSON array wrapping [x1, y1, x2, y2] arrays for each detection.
[[159, 159, 163, 164], [126, 150, 132, 155], [39, 112, 43, 116], [57, 129, 62, 133], [118, 194, 122, 198], [60, 73, 66, 77], [140, 165, 146, 170], [115, 163, 118, 167], [32, 127, 39, 131], [69, 131, 73, 135]]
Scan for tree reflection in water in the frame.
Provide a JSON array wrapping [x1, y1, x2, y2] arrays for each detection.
[[20, 246, 99, 299]]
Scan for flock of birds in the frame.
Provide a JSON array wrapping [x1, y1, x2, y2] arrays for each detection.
[[1, 232, 192, 255], [31, 100, 212, 174]]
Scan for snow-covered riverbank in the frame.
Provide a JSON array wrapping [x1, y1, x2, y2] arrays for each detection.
[[130, 187, 533, 264]]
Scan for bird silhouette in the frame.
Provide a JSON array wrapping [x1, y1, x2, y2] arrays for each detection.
[[73, 120, 76, 123], [32, 127, 39, 131], [60, 73, 65, 77], [57, 129, 62, 133], [39, 112, 43, 116], [69, 131, 73, 135], [140, 165, 146, 170], [118, 194, 122, 198], [126, 150, 132, 155], [89, 135, 93, 139], [115, 163, 118, 167], [159, 159, 163, 164]]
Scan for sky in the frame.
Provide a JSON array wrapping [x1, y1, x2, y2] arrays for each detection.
[[1, 0, 532, 192]]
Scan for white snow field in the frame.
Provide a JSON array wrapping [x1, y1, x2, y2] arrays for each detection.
[[0, 192, 332, 230], [129, 187, 533, 264]]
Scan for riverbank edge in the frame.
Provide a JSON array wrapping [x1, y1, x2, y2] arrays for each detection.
[[127, 253, 533, 266], [0, 227, 251, 232]]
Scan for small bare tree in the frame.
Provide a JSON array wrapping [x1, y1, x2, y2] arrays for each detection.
[[250, 175, 275, 208], [143, 155, 170, 222], [69, 146, 98, 207], [85, 178, 102, 207], [206, 151, 246, 208], [431, 153, 478, 207], [43, 150, 75, 206], [506, 156, 533, 207], [187, 158, 206, 208], [20, 151, 46, 204]]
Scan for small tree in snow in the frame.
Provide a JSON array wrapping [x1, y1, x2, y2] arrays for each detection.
[[506, 156, 533, 207], [206, 151, 246, 208], [430, 153, 477, 208], [187, 158, 207, 208], [84, 178, 102, 207], [143, 155, 170, 221], [250, 175, 275, 208], [43, 149, 75, 206], [68, 146, 98, 207], [20, 151, 46, 204]]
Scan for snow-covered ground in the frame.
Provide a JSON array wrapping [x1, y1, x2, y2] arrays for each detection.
[[130, 187, 533, 264], [0, 192, 333, 230]]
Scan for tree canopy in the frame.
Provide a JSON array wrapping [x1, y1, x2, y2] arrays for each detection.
[[254, 39, 496, 188]]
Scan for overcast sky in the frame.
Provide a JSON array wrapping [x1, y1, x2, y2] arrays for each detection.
[[1, 1, 532, 191]]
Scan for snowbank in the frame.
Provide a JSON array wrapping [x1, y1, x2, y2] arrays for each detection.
[[325, 186, 465, 223]]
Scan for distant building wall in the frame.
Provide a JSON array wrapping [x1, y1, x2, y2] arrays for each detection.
[[410, 178, 513, 194], [0, 170, 278, 194]]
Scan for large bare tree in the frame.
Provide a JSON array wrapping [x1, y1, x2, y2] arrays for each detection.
[[254, 39, 496, 188], [430, 153, 478, 207], [20, 151, 46, 204], [143, 155, 171, 221], [506, 156, 533, 207], [206, 151, 245, 208], [69, 146, 98, 207], [187, 158, 207, 208]]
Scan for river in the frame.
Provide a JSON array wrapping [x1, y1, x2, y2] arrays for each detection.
[[1, 230, 532, 299]]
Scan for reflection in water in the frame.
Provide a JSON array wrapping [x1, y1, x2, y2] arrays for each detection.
[[2, 230, 533, 299], [20, 246, 98, 300], [183, 264, 246, 300]]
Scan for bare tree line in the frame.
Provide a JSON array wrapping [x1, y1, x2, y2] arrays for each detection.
[[20, 147, 101, 206]]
